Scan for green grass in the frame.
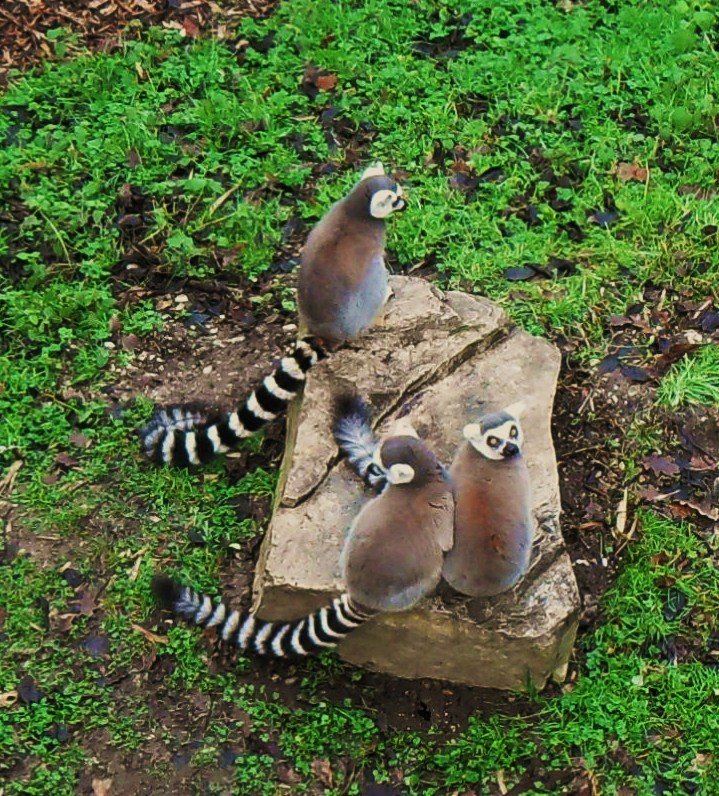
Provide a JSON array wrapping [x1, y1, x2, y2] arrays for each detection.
[[657, 345, 719, 407], [1, 0, 719, 792]]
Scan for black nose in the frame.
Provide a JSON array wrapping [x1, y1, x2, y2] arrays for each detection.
[[502, 442, 519, 458]]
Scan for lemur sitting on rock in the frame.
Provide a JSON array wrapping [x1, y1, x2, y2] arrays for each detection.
[[333, 395, 534, 598], [141, 163, 405, 468], [152, 425, 454, 658]]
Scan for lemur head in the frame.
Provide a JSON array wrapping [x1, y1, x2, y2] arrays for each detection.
[[463, 402, 525, 461], [349, 162, 406, 219], [375, 434, 441, 487]]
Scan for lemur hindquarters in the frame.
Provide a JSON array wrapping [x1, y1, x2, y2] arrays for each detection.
[[443, 408, 534, 597], [152, 433, 454, 658], [142, 164, 405, 468]]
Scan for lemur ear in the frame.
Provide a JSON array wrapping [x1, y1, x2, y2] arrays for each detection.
[[503, 400, 526, 418], [361, 161, 386, 180], [387, 463, 415, 485], [462, 423, 482, 441]]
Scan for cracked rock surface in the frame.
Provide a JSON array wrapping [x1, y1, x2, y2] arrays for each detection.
[[253, 276, 580, 689]]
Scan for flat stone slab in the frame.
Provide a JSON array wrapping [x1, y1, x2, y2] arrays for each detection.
[[253, 276, 580, 689]]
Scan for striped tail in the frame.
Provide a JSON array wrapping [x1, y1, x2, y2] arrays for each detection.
[[141, 337, 327, 467], [332, 394, 387, 493], [151, 575, 376, 658]]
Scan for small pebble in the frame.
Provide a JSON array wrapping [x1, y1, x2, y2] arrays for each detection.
[[175, 294, 189, 304], [202, 365, 213, 374], [283, 323, 298, 332]]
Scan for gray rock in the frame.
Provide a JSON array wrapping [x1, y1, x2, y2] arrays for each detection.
[[253, 277, 580, 689]]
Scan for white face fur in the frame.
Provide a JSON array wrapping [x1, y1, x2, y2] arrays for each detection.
[[370, 186, 406, 219], [373, 447, 416, 484], [463, 416, 524, 461], [385, 462, 415, 484]]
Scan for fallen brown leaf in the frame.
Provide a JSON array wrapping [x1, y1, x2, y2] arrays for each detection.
[[641, 455, 680, 477], [131, 623, 168, 645], [676, 496, 719, 521], [311, 758, 333, 788], [0, 691, 18, 708], [183, 17, 200, 38], [69, 432, 91, 449], [54, 452, 79, 469], [655, 340, 701, 373], [0, 460, 22, 496], [301, 64, 337, 98], [127, 148, 141, 169], [621, 364, 654, 383], [53, 612, 79, 633], [277, 764, 303, 785], [667, 503, 694, 520], [315, 73, 338, 91], [17, 677, 44, 704], [73, 590, 98, 617], [92, 778, 113, 796], [689, 453, 717, 472], [692, 752, 713, 770], [616, 162, 648, 182]]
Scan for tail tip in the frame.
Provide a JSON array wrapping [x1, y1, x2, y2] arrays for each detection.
[[151, 573, 182, 610], [303, 336, 329, 360], [332, 392, 371, 426], [139, 406, 207, 461]]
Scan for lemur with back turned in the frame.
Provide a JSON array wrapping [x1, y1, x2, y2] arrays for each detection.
[[152, 426, 454, 657], [142, 164, 405, 468], [333, 396, 534, 597]]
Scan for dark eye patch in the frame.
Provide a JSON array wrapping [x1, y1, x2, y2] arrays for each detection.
[[510, 426, 518, 438], [487, 435, 500, 448]]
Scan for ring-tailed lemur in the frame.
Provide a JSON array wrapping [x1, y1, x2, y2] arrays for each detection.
[[141, 163, 405, 468], [333, 397, 534, 597], [152, 432, 454, 658], [443, 403, 534, 597]]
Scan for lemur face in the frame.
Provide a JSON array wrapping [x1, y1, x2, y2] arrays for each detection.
[[369, 184, 405, 218], [463, 410, 524, 461], [361, 169, 406, 218], [375, 435, 438, 486]]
